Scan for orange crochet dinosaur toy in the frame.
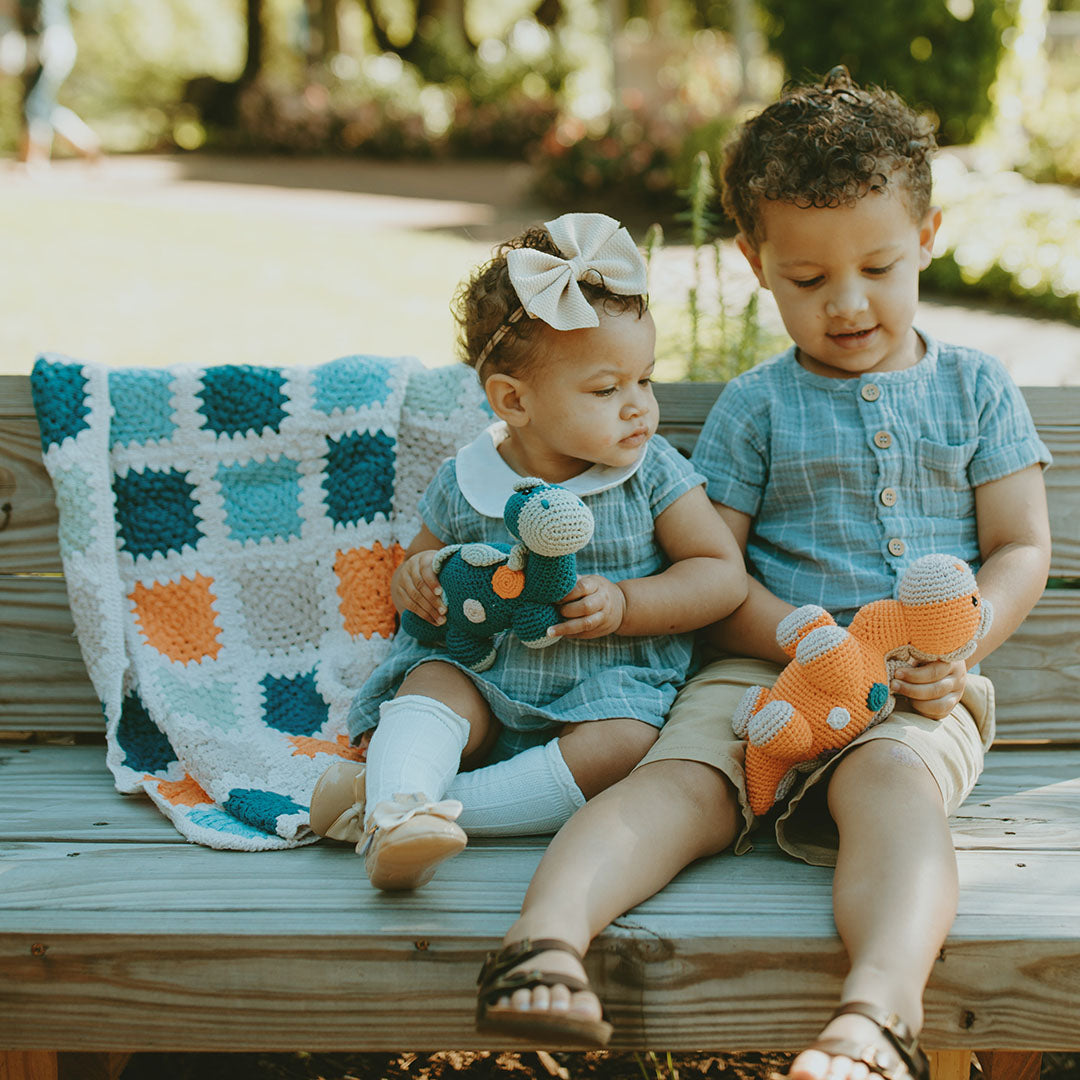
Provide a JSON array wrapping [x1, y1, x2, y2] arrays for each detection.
[[733, 553, 993, 815]]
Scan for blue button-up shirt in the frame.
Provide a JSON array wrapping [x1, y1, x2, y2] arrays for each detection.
[[691, 332, 1051, 625]]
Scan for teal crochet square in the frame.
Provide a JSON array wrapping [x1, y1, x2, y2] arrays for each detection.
[[313, 354, 395, 415], [217, 456, 303, 544], [109, 370, 177, 447]]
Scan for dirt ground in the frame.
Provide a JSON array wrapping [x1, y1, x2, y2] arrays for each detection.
[[118, 1050, 1079, 1080]]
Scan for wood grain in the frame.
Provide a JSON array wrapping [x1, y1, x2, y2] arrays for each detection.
[[4, 577, 1074, 740], [4, 379, 1079, 576]]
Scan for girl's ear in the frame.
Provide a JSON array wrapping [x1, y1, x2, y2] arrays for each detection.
[[485, 372, 529, 428], [736, 233, 768, 289], [918, 207, 943, 271]]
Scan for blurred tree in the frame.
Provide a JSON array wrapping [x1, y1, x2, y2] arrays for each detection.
[[185, 0, 261, 126]]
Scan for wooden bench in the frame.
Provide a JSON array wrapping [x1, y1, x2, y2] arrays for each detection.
[[2, 375, 1078, 1080]]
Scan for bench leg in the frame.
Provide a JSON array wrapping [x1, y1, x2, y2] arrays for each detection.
[[929, 1050, 973, 1080], [0, 1051, 58, 1080], [975, 1052, 1043, 1080]]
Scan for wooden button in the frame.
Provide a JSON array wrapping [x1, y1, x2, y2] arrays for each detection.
[[880, 487, 897, 507], [861, 383, 881, 402], [874, 430, 892, 449], [888, 538, 906, 556]]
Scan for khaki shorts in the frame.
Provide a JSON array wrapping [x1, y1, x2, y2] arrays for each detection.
[[637, 656, 995, 867]]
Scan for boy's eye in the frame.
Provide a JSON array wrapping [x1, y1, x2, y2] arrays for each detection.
[[865, 263, 894, 276], [792, 276, 823, 289], [638, 376, 653, 387]]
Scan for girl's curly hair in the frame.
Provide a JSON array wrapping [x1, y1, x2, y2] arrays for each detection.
[[453, 225, 647, 383], [722, 66, 937, 247]]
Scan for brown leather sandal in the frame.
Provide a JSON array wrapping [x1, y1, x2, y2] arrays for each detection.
[[475, 937, 613, 1047], [805, 1001, 930, 1080]]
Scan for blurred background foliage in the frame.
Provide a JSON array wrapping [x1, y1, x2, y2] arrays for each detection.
[[0, 0, 1078, 351]]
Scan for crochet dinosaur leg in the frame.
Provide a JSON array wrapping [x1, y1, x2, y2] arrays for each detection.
[[732, 685, 769, 737], [745, 700, 813, 816], [513, 603, 561, 649], [400, 609, 446, 645], [775, 605, 835, 659], [444, 626, 498, 673]]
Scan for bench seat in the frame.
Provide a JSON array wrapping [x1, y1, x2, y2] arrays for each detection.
[[2, 740, 1079, 1052]]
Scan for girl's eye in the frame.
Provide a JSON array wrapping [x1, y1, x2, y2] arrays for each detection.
[[638, 377, 652, 387], [592, 387, 617, 397], [792, 276, 823, 289], [865, 264, 893, 276]]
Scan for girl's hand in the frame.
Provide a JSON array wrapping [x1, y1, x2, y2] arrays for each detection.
[[550, 575, 627, 639], [891, 657, 968, 721], [393, 550, 446, 626]]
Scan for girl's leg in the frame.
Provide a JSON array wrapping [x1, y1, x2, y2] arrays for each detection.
[[488, 757, 742, 1022], [788, 739, 957, 1080], [450, 717, 658, 836], [363, 660, 495, 813]]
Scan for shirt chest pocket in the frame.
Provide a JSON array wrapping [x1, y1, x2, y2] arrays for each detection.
[[917, 437, 977, 518]]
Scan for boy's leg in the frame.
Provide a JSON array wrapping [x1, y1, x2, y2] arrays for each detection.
[[485, 757, 743, 1022], [788, 739, 957, 1080]]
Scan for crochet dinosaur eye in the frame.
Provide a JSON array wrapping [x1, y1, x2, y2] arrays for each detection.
[[972, 596, 979, 606]]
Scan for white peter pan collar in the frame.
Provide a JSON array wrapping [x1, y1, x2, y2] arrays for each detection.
[[455, 421, 647, 518]]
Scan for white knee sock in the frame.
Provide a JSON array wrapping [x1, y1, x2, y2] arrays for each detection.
[[364, 695, 471, 817], [447, 738, 585, 836]]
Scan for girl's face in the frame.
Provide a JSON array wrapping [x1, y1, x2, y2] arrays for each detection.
[[507, 307, 659, 481]]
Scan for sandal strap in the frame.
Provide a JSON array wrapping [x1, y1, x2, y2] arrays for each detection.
[[818, 1001, 929, 1080], [477, 937, 584, 990], [478, 967, 592, 1005]]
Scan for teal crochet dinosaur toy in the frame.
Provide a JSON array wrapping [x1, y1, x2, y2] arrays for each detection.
[[400, 478, 595, 672]]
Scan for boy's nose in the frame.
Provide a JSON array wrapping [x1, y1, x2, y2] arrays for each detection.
[[825, 281, 869, 318]]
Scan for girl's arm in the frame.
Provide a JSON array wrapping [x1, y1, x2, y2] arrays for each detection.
[[390, 524, 448, 624], [553, 485, 748, 639], [702, 505, 796, 664]]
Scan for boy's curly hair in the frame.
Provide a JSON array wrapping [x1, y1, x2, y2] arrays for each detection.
[[722, 66, 937, 247], [453, 225, 647, 383]]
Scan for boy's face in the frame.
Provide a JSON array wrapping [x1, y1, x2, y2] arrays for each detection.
[[738, 187, 941, 378]]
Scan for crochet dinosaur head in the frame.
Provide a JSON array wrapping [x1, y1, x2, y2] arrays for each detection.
[[898, 553, 993, 662], [504, 478, 595, 557]]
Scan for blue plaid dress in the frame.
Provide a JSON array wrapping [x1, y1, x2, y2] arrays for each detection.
[[348, 428, 706, 761]]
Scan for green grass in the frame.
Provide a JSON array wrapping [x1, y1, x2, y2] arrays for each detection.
[[0, 180, 492, 374]]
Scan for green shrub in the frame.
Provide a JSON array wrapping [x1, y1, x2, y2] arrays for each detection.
[[756, 0, 1017, 144], [924, 154, 1080, 323]]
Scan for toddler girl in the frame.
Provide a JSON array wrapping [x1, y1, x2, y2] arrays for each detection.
[[309, 212, 746, 901]]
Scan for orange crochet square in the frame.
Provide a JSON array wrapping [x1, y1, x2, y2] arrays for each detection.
[[131, 573, 222, 664], [152, 774, 213, 807], [289, 733, 366, 761], [335, 542, 405, 639]]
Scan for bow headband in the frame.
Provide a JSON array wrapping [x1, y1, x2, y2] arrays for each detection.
[[477, 212, 648, 367]]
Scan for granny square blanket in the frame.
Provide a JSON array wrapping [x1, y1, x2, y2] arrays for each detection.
[[30, 353, 491, 850]]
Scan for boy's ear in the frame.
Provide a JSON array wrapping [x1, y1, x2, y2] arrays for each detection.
[[485, 372, 529, 428], [918, 207, 943, 270], [736, 233, 768, 289]]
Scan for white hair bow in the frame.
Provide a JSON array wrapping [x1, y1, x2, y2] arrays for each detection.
[[506, 212, 648, 331]]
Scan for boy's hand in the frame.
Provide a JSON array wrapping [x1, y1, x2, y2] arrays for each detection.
[[550, 575, 627, 639], [393, 550, 446, 626], [891, 658, 968, 721]]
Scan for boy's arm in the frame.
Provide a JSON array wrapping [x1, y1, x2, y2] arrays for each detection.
[[890, 464, 1051, 718], [968, 463, 1052, 663], [554, 486, 748, 639], [701, 505, 795, 665]]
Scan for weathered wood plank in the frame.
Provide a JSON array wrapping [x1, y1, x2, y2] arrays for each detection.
[[4, 576, 1074, 740], [928, 1051, 973, 1080], [1, 895, 1078, 1050], [4, 380, 1079, 576], [4, 744, 1077, 852]]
